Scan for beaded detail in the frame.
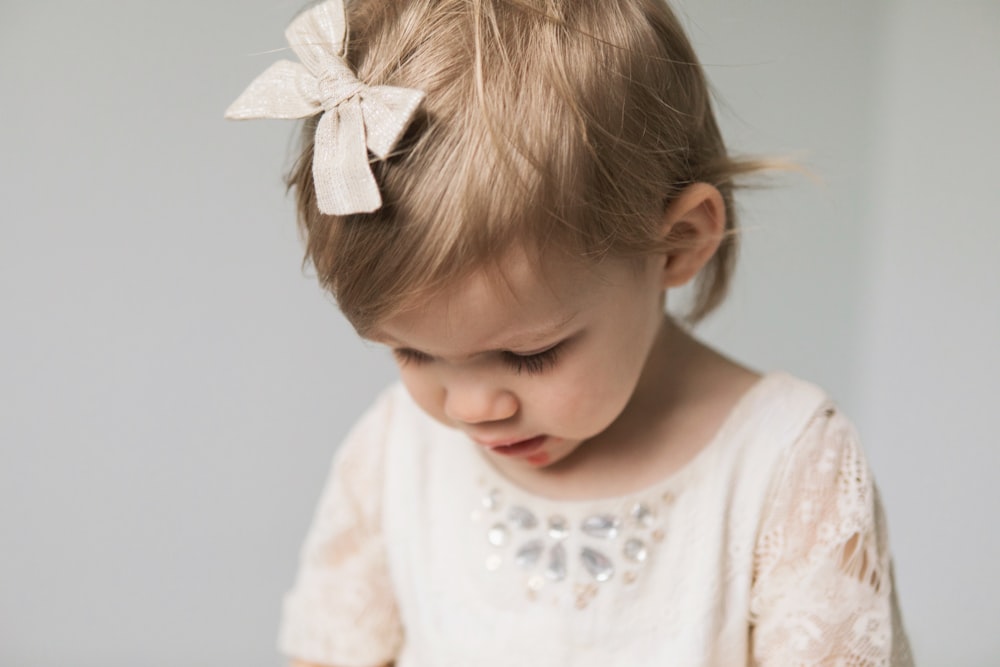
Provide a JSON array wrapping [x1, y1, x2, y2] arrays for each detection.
[[473, 483, 677, 607]]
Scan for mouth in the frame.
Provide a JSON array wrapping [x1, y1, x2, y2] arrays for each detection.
[[477, 435, 548, 457]]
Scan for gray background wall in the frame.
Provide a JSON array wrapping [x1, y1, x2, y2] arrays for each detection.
[[1, 1, 997, 665]]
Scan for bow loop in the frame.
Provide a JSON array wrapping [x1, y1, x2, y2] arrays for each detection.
[[359, 85, 426, 159], [225, 0, 424, 216], [285, 1, 348, 74]]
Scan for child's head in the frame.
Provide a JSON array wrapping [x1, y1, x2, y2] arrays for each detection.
[[284, 0, 758, 337]]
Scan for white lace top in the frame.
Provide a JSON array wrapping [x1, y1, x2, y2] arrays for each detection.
[[278, 372, 913, 667]]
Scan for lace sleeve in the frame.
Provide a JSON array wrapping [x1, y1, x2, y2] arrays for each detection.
[[749, 405, 913, 666], [278, 391, 403, 667]]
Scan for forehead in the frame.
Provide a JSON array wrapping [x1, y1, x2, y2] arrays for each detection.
[[374, 251, 612, 354]]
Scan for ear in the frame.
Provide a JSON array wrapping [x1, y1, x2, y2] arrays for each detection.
[[659, 183, 726, 289]]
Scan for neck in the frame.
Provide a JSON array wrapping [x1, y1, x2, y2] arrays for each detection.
[[595, 315, 696, 443]]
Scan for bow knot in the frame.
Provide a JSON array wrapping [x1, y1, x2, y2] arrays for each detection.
[[318, 61, 366, 112], [224, 0, 425, 215]]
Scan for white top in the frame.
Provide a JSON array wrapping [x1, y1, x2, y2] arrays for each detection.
[[278, 372, 914, 666]]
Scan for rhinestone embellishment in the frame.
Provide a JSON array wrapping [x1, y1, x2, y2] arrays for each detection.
[[508, 505, 539, 530], [482, 488, 501, 511], [487, 523, 509, 547], [516, 539, 544, 568], [624, 538, 648, 563], [630, 502, 656, 528], [581, 547, 615, 582], [546, 543, 568, 582], [477, 480, 675, 605], [581, 514, 621, 540], [547, 515, 569, 540]]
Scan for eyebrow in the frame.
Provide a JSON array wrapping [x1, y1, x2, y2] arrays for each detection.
[[370, 312, 578, 356]]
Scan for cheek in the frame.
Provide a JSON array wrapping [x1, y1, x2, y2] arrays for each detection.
[[570, 323, 653, 417], [542, 352, 638, 428]]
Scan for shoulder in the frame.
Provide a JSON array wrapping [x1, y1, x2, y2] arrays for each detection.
[[327, 381, 413, 479], [745, 372, 868, 496], [690, 372, 843, 533], [730, 372, 862, 475], [715, 372, 839, 481], [747, 372, 835, 433], [368, 380, 434, 427], [343, 381, 456, 481], [342, 381, 424, 444], [757, 373, 868, 493], [703, 371, 873, 529]]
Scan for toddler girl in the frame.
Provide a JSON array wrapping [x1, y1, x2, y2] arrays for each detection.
[[226, 0, 913, 665]]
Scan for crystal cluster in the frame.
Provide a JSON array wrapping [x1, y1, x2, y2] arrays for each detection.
[[474, 485, 675, 607]]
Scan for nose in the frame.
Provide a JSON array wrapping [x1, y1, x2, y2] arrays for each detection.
[[443, 382, 518, 425]]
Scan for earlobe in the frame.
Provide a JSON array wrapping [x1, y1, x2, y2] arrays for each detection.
[[659, 183, 726, 289]]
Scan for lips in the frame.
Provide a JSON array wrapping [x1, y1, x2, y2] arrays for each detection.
[[476, 435, 548, 457]]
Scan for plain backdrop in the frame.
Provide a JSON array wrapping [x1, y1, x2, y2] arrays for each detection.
[[1, 1, 998, 665]]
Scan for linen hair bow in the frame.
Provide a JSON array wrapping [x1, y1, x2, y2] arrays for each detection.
[[225, 0, 425, 215]]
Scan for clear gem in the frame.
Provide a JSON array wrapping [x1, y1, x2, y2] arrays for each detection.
[[508, 505, 539, 530], [482, 488, 501, 511], [515, 539, 544, 568], [581, 547, 615, 582], [630, 502, 656, 528], [527, 574, 545, 591], [581, 514, 621, 540], [545, 543, 568, 582], [488, 523, 509, 547], [485, 554, 503, 571], [624, 538, 648, 563], [547, 515, 569, 540]]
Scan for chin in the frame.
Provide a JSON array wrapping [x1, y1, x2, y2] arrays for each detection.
[[528, 438, 583, 469], [523, 452, 555, 468]]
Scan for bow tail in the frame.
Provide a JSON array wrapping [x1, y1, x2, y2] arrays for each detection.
[[313, 100, 383, 215]]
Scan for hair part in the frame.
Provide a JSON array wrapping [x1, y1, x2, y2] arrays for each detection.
[[285, 0, 768, 336]]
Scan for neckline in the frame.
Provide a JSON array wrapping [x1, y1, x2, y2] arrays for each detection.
[[464, 371, 785, 510]]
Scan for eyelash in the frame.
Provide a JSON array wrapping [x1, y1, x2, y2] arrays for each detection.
[[504, 345, 562, 375], [392, 344, 563, 376]]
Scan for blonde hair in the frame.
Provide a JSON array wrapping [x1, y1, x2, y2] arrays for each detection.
[[286, 0, 763, 336]]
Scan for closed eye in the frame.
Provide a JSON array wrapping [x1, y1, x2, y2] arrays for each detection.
[[392, 348, 432, 365], [391, 342, 564, 375], [501, 344, 562, 375]]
